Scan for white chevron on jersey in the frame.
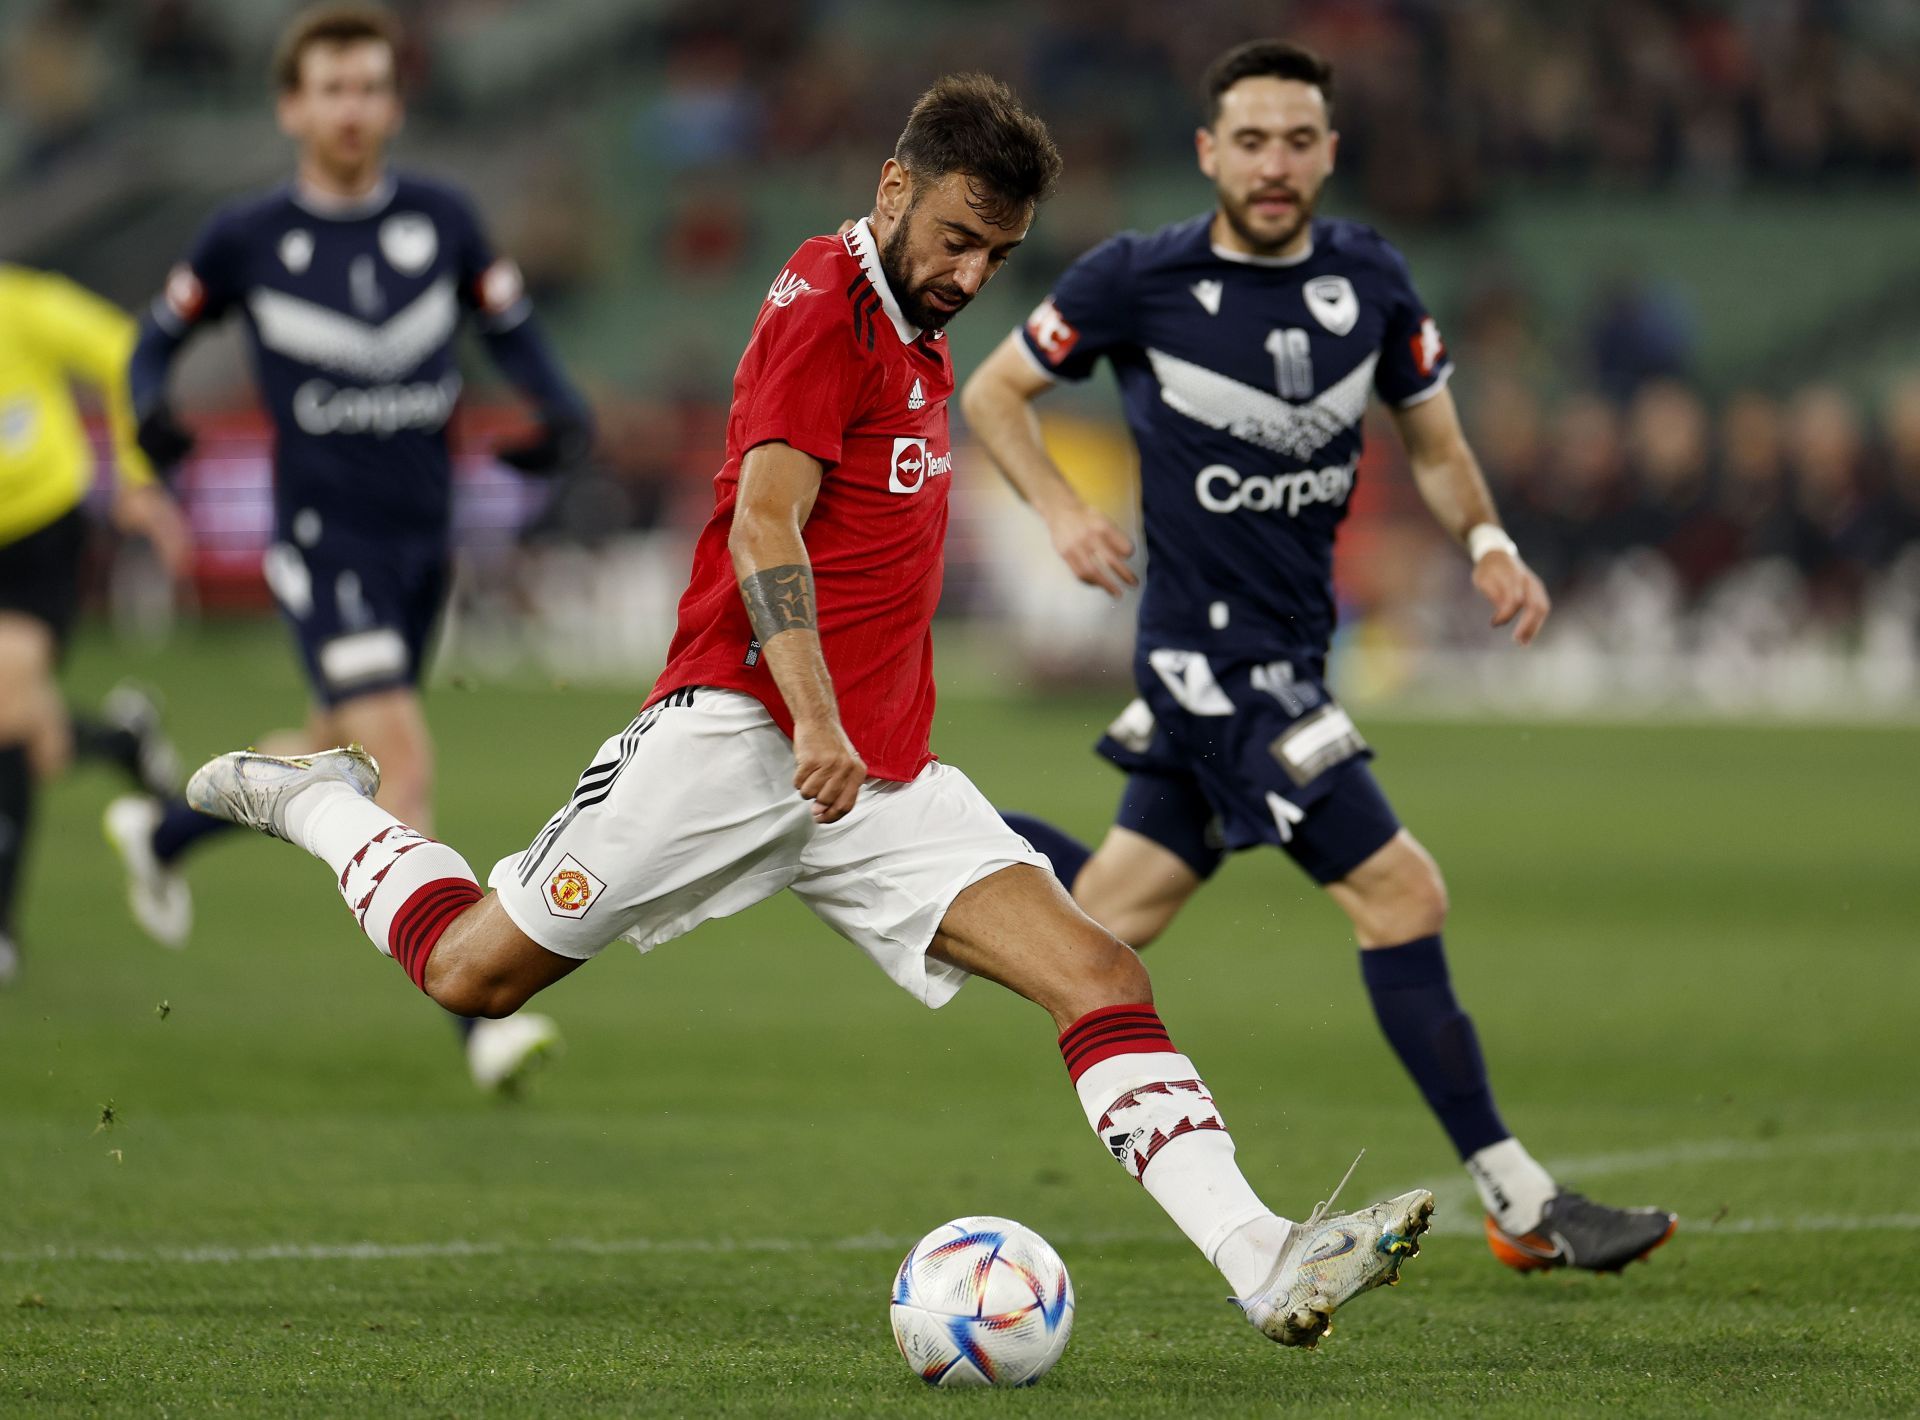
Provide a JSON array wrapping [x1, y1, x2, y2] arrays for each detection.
[[247, 276, 459, 382], [1145, 346, 1379, 461]]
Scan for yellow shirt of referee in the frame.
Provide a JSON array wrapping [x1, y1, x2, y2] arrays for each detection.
[[0, 264, 157, 546]]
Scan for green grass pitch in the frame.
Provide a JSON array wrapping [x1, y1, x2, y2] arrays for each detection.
[[3, 625, 1916, 1417]]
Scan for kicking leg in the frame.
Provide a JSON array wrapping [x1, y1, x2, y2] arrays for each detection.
[[186, 747, 580, 1015], [326, 687, 562, 1085], [1329, 828, 1674, 1272], [931, 863, 1430, 1346]]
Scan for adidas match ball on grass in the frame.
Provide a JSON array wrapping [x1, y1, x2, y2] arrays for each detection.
[[889, 1216, 1074, 1387]]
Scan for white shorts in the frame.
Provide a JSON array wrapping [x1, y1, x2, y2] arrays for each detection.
[[488, 687, 1049, 1007]]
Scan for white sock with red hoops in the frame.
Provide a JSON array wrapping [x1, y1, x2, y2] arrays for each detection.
[[1058, 1004, 1293, 1294], [283, 783, 481, 991]]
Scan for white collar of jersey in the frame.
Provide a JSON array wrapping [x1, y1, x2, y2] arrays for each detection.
[[291, 172, 397, 220], [1209, 234, 1315, 267], [842, 218, 922, 344]]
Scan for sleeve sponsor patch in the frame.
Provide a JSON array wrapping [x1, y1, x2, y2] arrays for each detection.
[[1025, 296, 1081, 366], [164, 264, 207, 324], [1409, 316, 1447, 378], [476, 258, 526, 318]]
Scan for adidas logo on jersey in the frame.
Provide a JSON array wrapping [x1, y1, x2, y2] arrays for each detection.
[[906, 378, 925, 411], [767, 269, 814, 308], [1190, 280, 1223, 315]]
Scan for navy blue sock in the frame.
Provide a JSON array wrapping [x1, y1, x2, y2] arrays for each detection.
[[0, 744, 31, 937], [1359, 935, 1509, 1159], [150, 798, 237, 866], [1001, 812, 1092, 890]]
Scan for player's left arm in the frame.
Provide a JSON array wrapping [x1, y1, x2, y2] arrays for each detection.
[[27, 272, 193, 579], [1389, 385, 1549, 645], [455, 200, 595, 474]]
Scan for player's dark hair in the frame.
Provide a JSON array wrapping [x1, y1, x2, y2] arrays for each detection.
[[1201, 40, 1334, 127], [273, 2, 403, 93], [893, 74, 1062, 221]]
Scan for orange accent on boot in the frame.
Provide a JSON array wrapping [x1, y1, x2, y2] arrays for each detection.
[[1484, 1213, 1561, 1271]]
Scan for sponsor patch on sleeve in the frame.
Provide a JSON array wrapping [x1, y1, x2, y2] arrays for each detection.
[[1410, 316, 1447, 378], [164, 264, 206, 324], [1025, 296, 1081, 366], [476, 258, 526, 318]]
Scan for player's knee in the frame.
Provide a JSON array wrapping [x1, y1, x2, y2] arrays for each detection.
[[1380, 854, 1447, 941], [1075, 928, 1153, 1010], [427, 957, 528, 1019]]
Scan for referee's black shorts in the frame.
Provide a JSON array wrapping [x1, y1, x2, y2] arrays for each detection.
[[0, 507, 87, 655]]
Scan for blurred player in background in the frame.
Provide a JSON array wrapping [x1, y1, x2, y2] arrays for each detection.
[[964, 40, 1676, 1273], [0, 264, 192, 986], [114, 3, 592, 1090], [183, 75, 1440, 1351]]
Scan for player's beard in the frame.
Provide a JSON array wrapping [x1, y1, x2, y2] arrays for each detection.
[[879, 215, 971, 331], [1217, 182, 1315, 257]]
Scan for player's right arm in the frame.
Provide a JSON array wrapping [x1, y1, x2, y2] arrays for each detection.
[[128, 210, 244, 474], [961, 337, 1137, 598], [962, 234, 1140, 598], [729, 440, 866, 824]]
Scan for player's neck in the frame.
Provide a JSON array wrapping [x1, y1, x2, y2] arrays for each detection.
[[296, 155, 391, 212], [1208, 209, 1313, 264]]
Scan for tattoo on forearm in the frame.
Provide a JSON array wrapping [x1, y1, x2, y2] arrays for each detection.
[[740, 563, 817, 640]]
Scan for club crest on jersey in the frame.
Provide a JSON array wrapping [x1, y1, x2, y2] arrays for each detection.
[[378, 213, 437, 275], [1026, 297, 1080, 365], [767, 269, 814, 307], [1191, 279, 1223, 316], [544, 853, 605, 919], [1303, 275, 1358, 336], [278, 229, 314, 275]]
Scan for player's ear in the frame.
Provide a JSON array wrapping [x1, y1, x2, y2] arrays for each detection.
[[275, 90, 301, 142], [1195, 126, 1217, 181], [1326, 128, 1339, 172], [875, 158, 912, 226]]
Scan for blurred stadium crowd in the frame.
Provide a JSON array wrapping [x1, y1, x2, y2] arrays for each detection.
[[5, 0, 1919, 709]]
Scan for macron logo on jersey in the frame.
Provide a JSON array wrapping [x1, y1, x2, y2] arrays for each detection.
[[1026, 297, 1080, 365], [1191, 280, 1223, 316], [767, 269, 814, 308]]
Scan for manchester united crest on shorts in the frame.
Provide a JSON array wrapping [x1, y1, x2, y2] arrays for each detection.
[[544, 853, 606, 919]]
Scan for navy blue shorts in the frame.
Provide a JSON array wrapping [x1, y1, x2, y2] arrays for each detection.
[[262, 520, 448, 709], [1095, 648, 1401, 886]]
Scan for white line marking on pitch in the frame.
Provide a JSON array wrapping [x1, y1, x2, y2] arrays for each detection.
[[6, 1133, 1916, 1267]]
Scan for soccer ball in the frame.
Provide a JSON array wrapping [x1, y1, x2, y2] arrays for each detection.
[[888, 1215, 1074, 1387]]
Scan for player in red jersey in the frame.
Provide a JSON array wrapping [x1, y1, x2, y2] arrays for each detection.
[[183, 76, 1434, 1348]]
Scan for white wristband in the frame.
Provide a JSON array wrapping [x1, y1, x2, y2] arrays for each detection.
[[1467, 523, 1518, 564]]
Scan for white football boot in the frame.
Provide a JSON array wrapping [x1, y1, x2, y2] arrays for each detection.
[[467, 1013, 563, 1093], [1236, 1152, 1435, 1349], [185, 746, 380, 841], [103, 796, 192, 947]]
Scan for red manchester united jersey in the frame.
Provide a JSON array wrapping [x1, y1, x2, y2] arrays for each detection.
[[648, 220, 955, 781]]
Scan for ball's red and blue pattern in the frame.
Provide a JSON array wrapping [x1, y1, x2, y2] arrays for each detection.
[[888, 1216, 1074, 1387]]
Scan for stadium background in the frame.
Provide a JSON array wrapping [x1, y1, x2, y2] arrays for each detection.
[[4, 3, 1918, 1416], [7, 0, 1920, 712]]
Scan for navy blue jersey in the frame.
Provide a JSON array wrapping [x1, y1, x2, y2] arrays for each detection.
[[1018, 214, 1450, 658], [148, 172, 531, 536]]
